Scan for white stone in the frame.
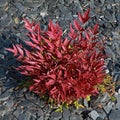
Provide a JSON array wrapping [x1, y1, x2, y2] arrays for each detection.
[[118, 89, 120, 94], [88, 110, 99, 120]]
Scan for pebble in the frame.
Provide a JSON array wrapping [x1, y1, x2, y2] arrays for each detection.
[[63, 108, 71, 120], [13, 108, 24, 118], [103, 102, 114, 114], [88, 110, 100, 120], [18, 111, 31, 120], [70, 114, 83, 120], [109, 109, 120, 120], [0, 90, 11, 101], [50, 111, 62, 120], [99, 93, 111, 103], [37, 109, 44, 119], [97, 109, 106, 120], [3, 98, 14, 109], [118, 89, 120, 94], [14, 17, 20, 24], [83, 99, 89, 108], [0, 105, 8, 117], [115, 95, 120, 109]]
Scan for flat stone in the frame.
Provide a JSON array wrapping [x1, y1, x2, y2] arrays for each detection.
[[99, 93, 111, 103], [25, 93, 45, 108], [109, 109, 120, 120], [0, 90, 11, 101], [97, 109, 106, 119], [2, 113, 17, 120], [14, 17, 20, 24], [105, 46, 116, 58], [88, 110, 99, 120], [83, 99, 89, 108], [115, 95, 120, 109], [3, 98, 14, 109], [13, 108, 24, 118], [18, 111, 31, 120], [96, 118, 104, 120], [118, 89, 120, 94], [70, 114, 83, 120], [18, 99, 33, 107], [37, 109, 44, 118], [0, 0, 7, 7], [29, 116, 36, 120], [50, 111, 62, 120], [0, 105, 8, 117], [103, 102, 114, 114], [63, 108, 71, 120], [14, 2, 26, 12], [0, 67, 6, 78]]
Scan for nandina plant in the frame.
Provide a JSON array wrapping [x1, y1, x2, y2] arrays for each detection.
[[6, 9, 106, 105]]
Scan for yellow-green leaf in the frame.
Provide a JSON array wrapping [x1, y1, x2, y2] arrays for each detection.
[[86, 95, 91, 101]]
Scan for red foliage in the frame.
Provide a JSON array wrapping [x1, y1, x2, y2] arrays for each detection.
[[5, 9, 106, 103]]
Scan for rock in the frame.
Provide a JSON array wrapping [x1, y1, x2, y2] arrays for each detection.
[[37, 109, 44, 119], [0, 105, 8, 117], [0, 0, 7, 7], [13, 108, 24, 118], [59, 0, 65, 4], [88, 110, 100, 120], [109, 109, 120, 120], [99, 93, 111, 103], [37, 118, 44, 120], [105, 46, 116, 58], [115, 95, 120, 109], [116, 12, 120, 23], [97, 109, 106, 120], [3, 98, 14, 109], [63, 108, 71, 120], [103, 102, 114, 114], [70, 114, 83, 120], [112, 31, 120, 40], [2, 113, 17, 120], [50, 111, 62, 120], [18, 111, 31, 120], [44, 113, 50, 120], [96, 118, 104, 120], [14, 2, 26, 12], [14, 17, 20, 24], [118, 89, 120, 94], [83, 99, 89, 108], [81, 109, 91, 119], [0, 67, 6, 78], [0, 90, 11, 101]]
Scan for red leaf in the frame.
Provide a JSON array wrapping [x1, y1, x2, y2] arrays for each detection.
[[73, 20, 83, 31], [85, 31, 91, 40], [16, 45, 24, 57], [5, 45, 18, 56], [78, 8, 90, 23], [93, 23, 99, 34], [47, 74, 56, 80], [46, 79, 55, 86]]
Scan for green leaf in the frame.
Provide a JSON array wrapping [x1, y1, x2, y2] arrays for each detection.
[[111, 96, 117, 102], [55, 104, 63, 112], [86, 95, 91, 101], [62, 102, 69, 109], [73, 101, 84, 109]]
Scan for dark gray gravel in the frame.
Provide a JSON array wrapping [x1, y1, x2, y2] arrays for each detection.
[[0, 0, 120, 120]]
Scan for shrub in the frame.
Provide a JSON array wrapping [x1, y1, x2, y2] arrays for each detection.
[[6, 9, 106, 104]]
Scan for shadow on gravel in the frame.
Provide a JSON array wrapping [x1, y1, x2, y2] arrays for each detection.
[[0, 33, 26, 90]]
